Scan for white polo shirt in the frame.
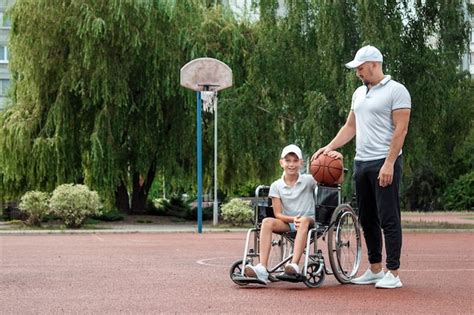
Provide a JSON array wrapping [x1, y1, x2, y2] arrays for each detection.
[[269, 173, 316, 218], [351, 75, 411, 161]]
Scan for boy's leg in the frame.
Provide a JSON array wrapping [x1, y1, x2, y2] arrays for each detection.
[[290, 217, 315, 266], [259, 218, 291, 267]]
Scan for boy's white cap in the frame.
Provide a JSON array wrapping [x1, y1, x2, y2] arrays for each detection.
[[280, 144, 302, 160], [345, 45, 383, 69]]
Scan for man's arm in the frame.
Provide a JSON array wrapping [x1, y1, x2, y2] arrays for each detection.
[[378, 108, 411, 187], [312, 111, 356, 160]]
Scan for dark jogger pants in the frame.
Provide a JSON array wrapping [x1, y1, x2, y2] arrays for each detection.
[[354, 156, 403, 271]]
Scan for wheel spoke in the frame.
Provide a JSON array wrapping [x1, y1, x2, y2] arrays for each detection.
[[304, 262, 325, 288]]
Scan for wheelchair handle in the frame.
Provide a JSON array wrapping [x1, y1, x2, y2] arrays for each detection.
[[255, 185, 270, 198]]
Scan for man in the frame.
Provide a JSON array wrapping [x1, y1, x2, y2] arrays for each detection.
[[312, 45, 411, 289]]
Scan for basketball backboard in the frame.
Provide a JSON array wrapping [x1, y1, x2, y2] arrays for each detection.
[[180, 58, 233, 92]]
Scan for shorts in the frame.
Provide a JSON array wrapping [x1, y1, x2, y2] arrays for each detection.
[[288, 223, 296, 232]]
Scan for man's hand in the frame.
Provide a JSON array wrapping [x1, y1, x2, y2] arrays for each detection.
[[378, 161, 394, 187], [311, 146, 332, 161], [327, 150, 343, 160]]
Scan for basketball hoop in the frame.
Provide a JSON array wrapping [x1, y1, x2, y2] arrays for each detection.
[[180, 58, 232, 92], [201, 91, 217, 113], [180, 58, 233, 233]]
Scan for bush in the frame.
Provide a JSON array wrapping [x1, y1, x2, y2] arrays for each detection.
[[442, 172, 474, 211], [49, 184, 103, 228], [3, 201, 28, 221], [151, 196, 192, 218], [404, 166, 443, 211], [187, 206, 213, 221], [151, 196, 216, 221], [92, 208, 125, 222], [18, 191, 50, 226], [152, 197, 172, 216], [221, 198, 253, 226]]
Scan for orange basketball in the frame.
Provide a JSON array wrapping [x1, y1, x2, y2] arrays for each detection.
[[310, 154, 343, 185]]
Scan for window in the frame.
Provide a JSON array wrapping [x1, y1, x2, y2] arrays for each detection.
[[0, 45, 7, 62], [0, 12, 11, 28], [0, 79, 10, 96]]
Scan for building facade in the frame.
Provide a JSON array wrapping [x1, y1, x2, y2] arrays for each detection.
[[0, 1, 11, 111], [463, 0, 474, 75]]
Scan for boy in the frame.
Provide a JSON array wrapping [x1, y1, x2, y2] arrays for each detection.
[[244, 144, 343, 283]]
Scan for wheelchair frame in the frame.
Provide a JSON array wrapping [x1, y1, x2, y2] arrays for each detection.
[[230, 183, 362, 288]]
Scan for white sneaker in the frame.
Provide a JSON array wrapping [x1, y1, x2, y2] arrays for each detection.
[[351, 268, 385, 285], [375, 271, 403, 289], [244, 263, 269, 283], [284, 263, 300, 275]]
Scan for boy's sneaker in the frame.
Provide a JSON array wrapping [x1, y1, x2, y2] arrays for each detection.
[[375, 271, 403, 289], [351, 268, 385, 285], [284, 263, 300, 275], [244, 263, 269, 283]]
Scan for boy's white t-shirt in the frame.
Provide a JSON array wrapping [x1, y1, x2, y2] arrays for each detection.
[[269, 173, 316, 218]]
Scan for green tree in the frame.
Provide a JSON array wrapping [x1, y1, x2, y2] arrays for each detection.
[[0, 0, 250, 213], [1, 0, 472, 212], [398, 0, 473, 210], [239, 1, 360, 197], [242, 0, 472, 209]]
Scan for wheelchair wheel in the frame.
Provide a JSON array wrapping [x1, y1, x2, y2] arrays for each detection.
[[327, 204, 361, 284], [229, 259, 248, 286], [303, 261, 325, 288]]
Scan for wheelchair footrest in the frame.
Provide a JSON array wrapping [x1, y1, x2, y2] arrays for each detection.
[[275, 273, 305, 283], [232, 276, 267, 285]]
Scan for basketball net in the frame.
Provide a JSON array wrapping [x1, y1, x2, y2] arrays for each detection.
[[201, 91, 217, 113]]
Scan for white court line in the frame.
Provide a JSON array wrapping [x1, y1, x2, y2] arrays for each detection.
[[405, 254, 473, 257], [403, 269, 474, 272], [127, 241, 157, 244], [196, 257, 474, 272], [196, 256, 238, 268], [93, 235, 104, 242]]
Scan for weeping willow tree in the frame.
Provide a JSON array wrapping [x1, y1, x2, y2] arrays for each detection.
[[0, 0, 251, 213], [1, 0, 472, 212], [301, 0, 360, 191], [234, 0, 472, 207], [234, 0, 323, 174], [228, 0, 361, 197], [181, 4, 258, 194], [396, 0, 473, 210], [1, 0, 184, 213], [217, 0, 311, 191]]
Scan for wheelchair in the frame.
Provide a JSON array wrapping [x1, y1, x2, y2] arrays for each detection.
[[229, 182, 361, 288]]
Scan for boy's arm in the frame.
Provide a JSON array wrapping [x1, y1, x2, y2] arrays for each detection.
[[271, 197, 295, 223]]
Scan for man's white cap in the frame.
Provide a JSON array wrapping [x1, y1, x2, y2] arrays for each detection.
[[345, 45, 383, 69], [280, 144, 302, 160]]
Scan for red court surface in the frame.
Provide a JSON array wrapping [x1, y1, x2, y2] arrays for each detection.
[[1, 231, 473, 314]]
